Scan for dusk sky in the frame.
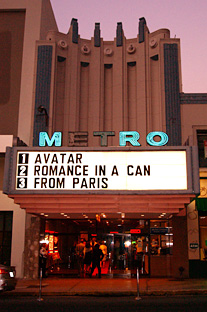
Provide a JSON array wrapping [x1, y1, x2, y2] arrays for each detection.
[[50, 0, 207, 93]]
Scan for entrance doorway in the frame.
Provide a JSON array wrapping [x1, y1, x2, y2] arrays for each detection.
[[41, 224, 150, 277], [100, 233, 149, 276]]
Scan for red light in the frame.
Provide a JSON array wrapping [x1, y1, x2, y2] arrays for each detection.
[[91, 234, 97, 237], [110, 232, 119, 234], [45, 230, 57, 234], [0, 269, 7, 274], [130, 229, 141, 234]]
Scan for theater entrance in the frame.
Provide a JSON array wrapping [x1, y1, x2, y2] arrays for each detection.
[[100, 233, 149, 277], [40, 218, 150, 278]]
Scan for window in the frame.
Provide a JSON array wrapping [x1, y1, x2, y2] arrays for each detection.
[[150, 220, 173, 255], [197, 130, 207, 167], [0, 212, 13, 266], [199, 216, 207, 261]]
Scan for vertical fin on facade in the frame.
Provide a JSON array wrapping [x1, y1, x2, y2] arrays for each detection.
[[33, 45, 53, 146], [71, 18, 78, 43], [139, 17, 147, 43], [3, 147, 13, 195], [116, 22, 123, 47], [94, 23, 101, 47], [164, 44, 181, 146]]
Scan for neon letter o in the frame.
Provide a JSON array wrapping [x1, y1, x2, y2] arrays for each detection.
[[146, 132, 168, 146]]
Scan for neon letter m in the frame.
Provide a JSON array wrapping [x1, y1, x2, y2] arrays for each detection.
[[39, 132, 62, 147]]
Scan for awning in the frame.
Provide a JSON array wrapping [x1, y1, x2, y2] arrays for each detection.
[[10, 193, 195, 215]]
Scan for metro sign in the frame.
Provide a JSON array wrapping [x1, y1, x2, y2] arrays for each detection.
[[39, 131, 169, 147]]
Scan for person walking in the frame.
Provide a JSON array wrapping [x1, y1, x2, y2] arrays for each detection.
[[39, 245, 48, 278], [100, 241, 108, 268], [75, 238, 85, 276], [83, 241, 92, 276], [90, 243, 104, 278]]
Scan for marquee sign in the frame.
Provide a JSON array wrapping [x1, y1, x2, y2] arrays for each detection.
[[3, 146, 200, 195], [39, 131, 169, 147]]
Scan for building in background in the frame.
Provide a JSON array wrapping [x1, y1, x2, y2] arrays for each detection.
[[1, 0, 207, 279], [0, 0, 57, 278]]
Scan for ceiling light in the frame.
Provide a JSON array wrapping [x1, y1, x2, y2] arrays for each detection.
[[124, 240, 131, 247], [60, 213, 65, 215], [40, 213, 44, 215], [141, 214, 144, 217]]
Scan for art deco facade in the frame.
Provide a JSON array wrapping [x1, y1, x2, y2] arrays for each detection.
[[1, 0, 207, 279]]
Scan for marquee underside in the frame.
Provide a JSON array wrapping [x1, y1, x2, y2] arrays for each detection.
[[9, 194, 196, 217]]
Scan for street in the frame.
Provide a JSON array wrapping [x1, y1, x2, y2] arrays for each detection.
[[1, 295, 207, 312]]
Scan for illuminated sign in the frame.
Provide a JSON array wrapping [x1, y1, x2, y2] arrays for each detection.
[[48, 235, 54, 253], [119, 131, 168, 147], [130, 229, 141, 234], [150, 228, 169, 235], [15, 150, 187, 191], [39, 131, 168, 147], [204, 140, 207, 158], [189, 243, 199, 249], [39, 132, 62, 147]]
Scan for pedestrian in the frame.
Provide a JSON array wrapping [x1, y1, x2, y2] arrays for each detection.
[[90, 243, 104, 278], [90, 236, 97, 247], [100, 241, 107, 268], [83, 241, 92, 276], [75, 238, 85, 276], [39, 245, 48, 278]]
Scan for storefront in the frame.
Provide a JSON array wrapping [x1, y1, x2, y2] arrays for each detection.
[[38, 217, 174, 278], [3, 145, 199, 278]]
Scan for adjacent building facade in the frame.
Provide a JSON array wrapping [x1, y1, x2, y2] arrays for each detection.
[[0, 0, 57, 278], [1, 0, 207, 279]]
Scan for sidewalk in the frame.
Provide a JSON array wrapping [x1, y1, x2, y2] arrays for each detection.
[[3, 277, 207, 296]]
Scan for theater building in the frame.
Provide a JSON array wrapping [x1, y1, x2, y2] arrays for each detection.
[[1, 0, 207, 279]]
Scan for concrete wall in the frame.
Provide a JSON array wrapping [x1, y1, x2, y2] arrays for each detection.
[[187, 201, 200, 260], [172, 216, 189, 278], [0, 0, 58, 145], [0, 0, 57, 278], [0, 11, 25, 136], [1, 152, 26, 278], [24, 214, 40, 279], [34, 24, 182, 148], [181, 104, 207, 145], [0, 190, 26, 278]]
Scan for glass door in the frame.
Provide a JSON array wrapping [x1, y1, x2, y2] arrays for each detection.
[[113, 234, 131, 271]]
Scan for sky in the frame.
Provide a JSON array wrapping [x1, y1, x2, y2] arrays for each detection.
[[50, 0, 207, 93]]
